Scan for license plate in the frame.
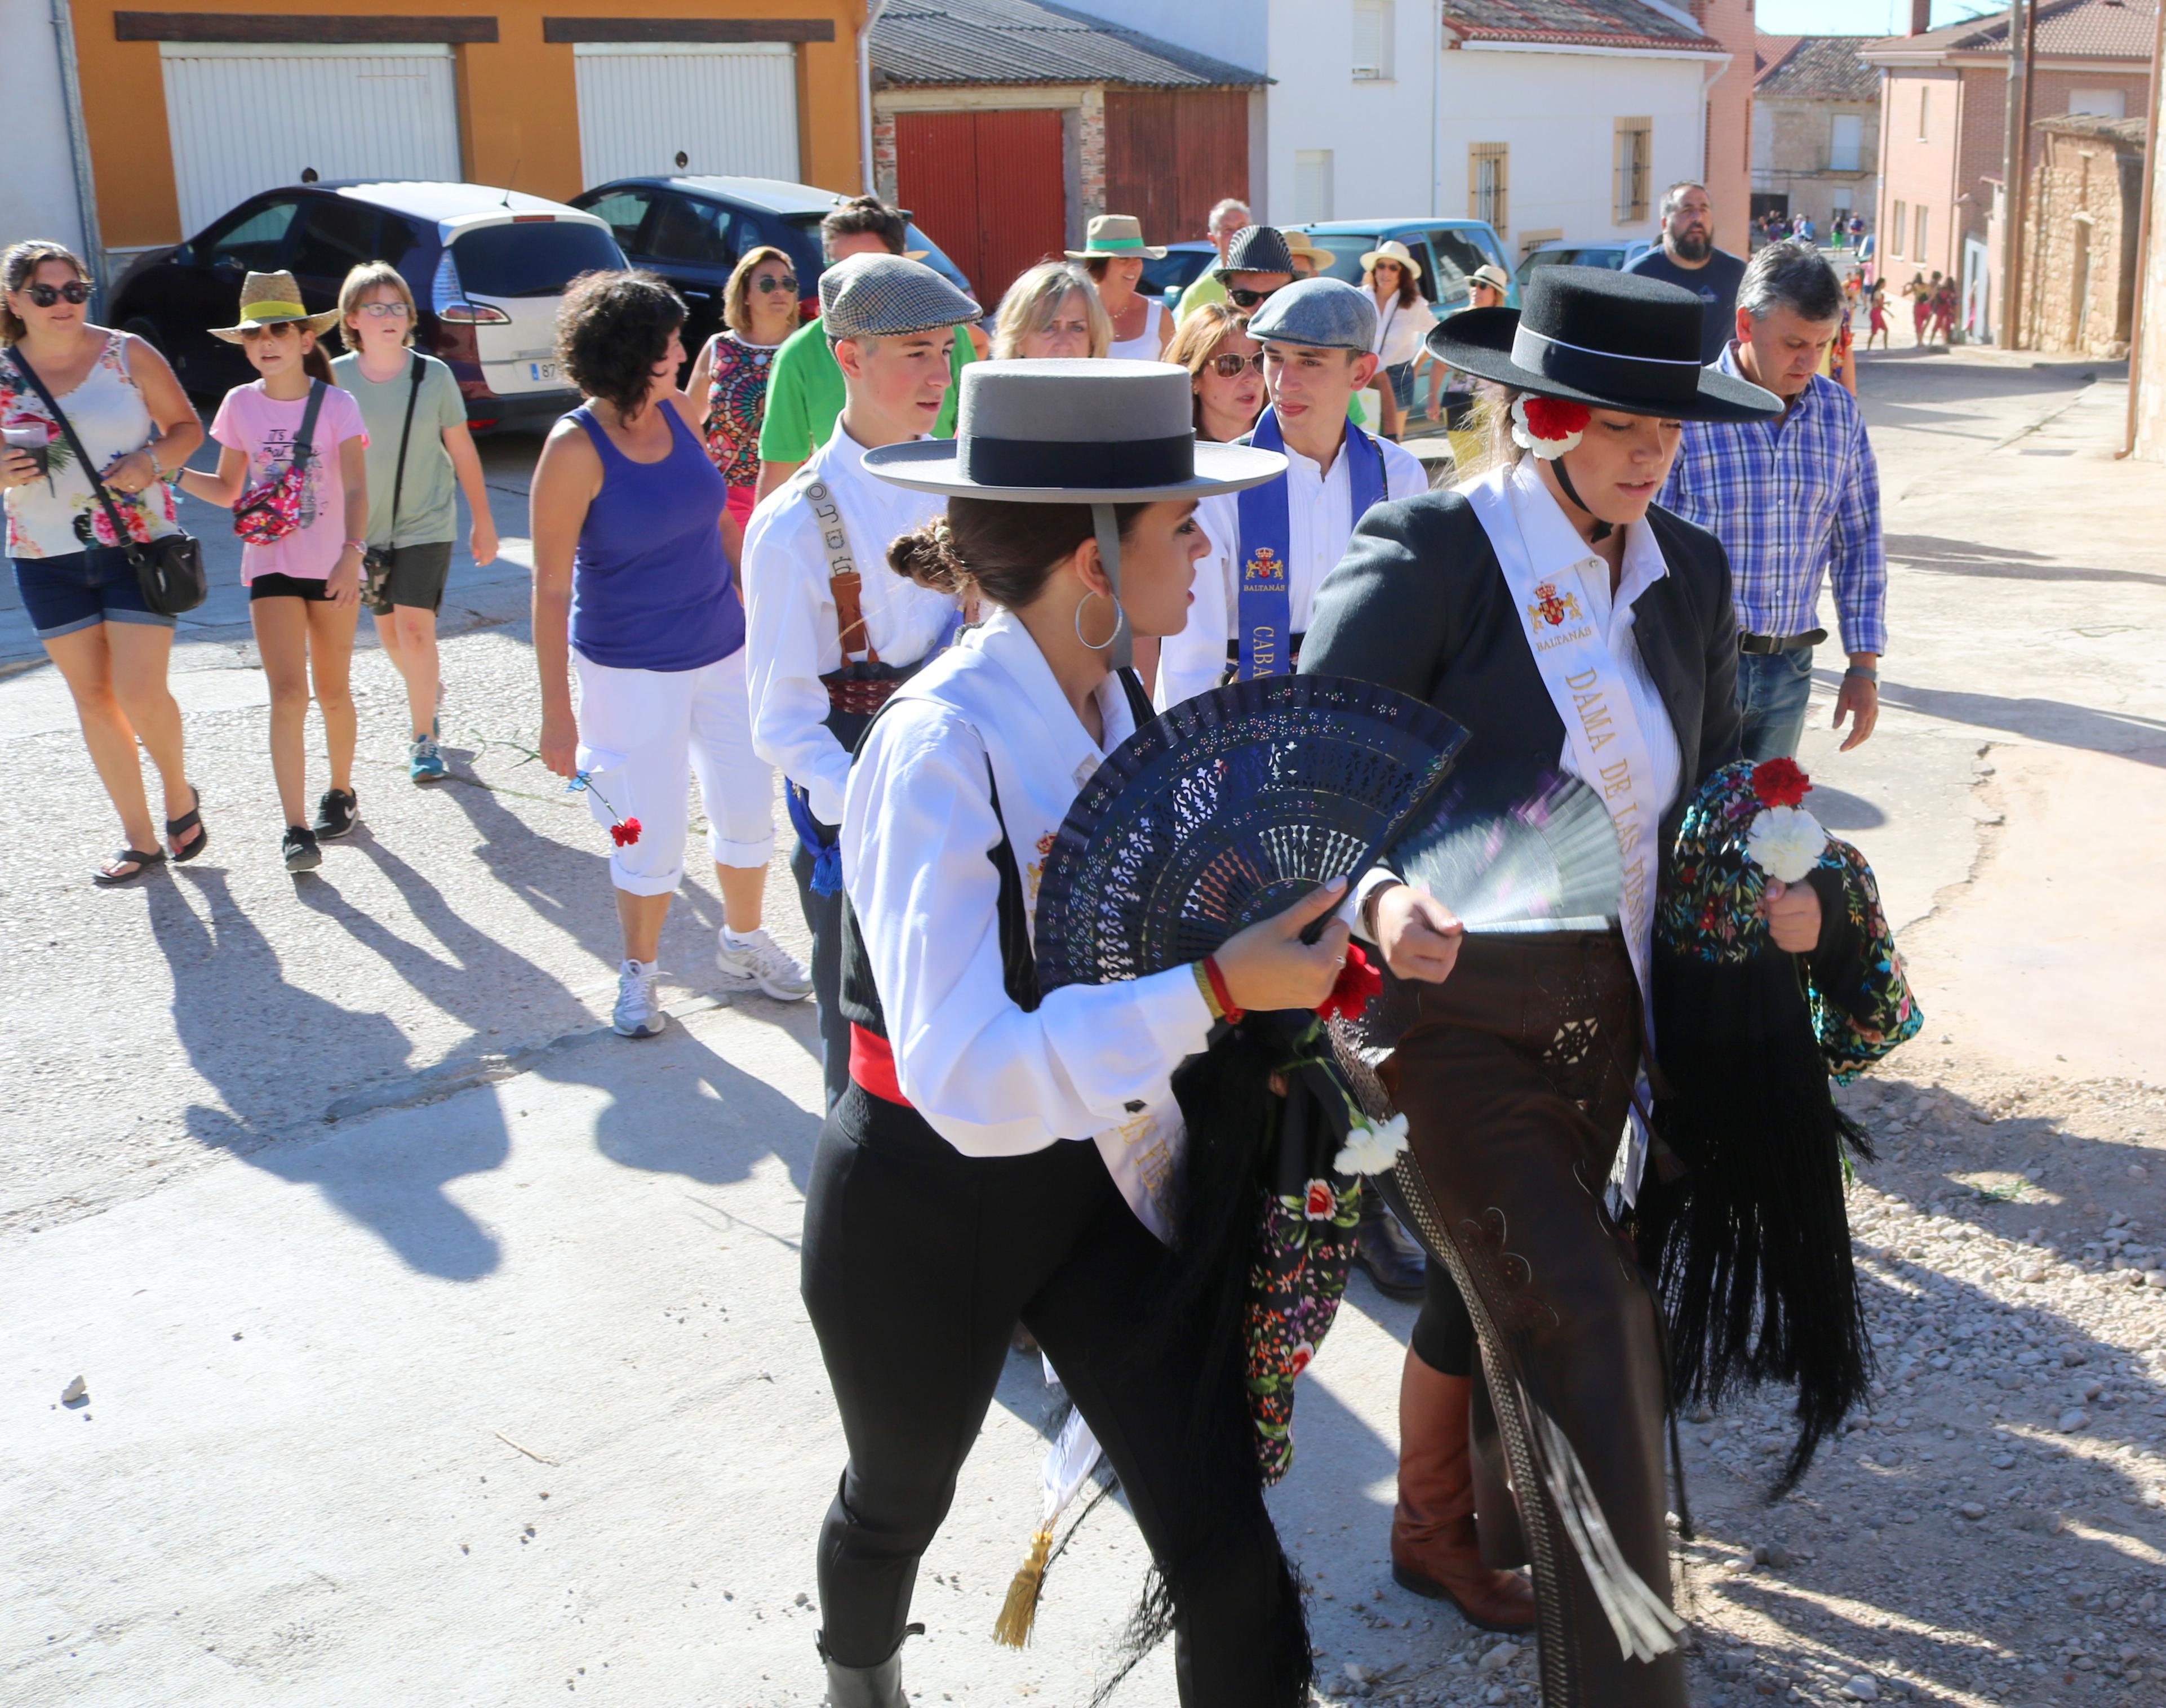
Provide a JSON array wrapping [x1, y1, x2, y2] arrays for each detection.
[[529, 361, 557, 384]]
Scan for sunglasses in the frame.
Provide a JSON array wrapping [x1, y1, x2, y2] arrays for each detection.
[[1207, 351, 1265, 378], [24, 281, 92, 308], [239, 322, 302, 342], [355, 301, 412, 319], [753, 274, 800, 295], [1226, 286, 1281, 309]]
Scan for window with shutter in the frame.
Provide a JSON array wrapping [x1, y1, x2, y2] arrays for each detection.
[[1352, 0, 1393, 80], [1829, 113, 1863, 173], [1468, 144, 1508, 236]]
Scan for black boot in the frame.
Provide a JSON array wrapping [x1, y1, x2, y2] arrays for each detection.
[[1355, 1185, 1427, 1302], [818, 1630, 913, 1707]]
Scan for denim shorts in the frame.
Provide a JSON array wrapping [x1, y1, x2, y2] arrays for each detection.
[[10, 545, 174, 640]]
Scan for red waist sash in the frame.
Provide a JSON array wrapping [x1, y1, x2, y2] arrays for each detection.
[[848, 1023, 912, 1107]]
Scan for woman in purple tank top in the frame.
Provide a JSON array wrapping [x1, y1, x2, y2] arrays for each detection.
[[530, 272, 810, 1038]]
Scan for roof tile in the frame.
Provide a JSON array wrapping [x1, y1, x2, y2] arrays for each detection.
[[871, 0, 1266, 88], [1864, 0, 2157, 63], [1442, 0, 1710, 49], [1756, 34, 1885, 100]]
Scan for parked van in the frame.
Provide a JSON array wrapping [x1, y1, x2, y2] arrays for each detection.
[[1285, 219, 1519, 315]]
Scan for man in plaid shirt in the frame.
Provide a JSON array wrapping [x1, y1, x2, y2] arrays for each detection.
[[1659, 242, 1885, 760]]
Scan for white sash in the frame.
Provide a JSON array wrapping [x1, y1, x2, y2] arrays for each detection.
[[1462, 463, 1662, 1199]]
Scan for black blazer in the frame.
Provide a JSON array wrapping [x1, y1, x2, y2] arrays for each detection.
[[1300, 486, 1742, 875]]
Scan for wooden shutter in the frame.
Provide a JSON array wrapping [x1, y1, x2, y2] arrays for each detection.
[[1104, 90, 1250, 248], [894, 108, 1066, 308]]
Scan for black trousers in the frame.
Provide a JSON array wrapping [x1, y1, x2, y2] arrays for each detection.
[[1411, 1255, 1478, 1377], [801, 1084, 1305, 1701], [791, 836, 851, 1114]]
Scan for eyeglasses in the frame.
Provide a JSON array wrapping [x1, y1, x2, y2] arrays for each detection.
[[1207, 351, 1265, 378], [356, 301, 412, 319], [753, 275, 800, 295], [24, 281, 92, 308], [1226, 286, 1281, 309], [239, 322, 301, 341]]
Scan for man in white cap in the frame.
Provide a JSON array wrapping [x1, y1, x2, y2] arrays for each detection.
[[743, 253, 982, 1110], [1156, 274, 1431, 1300]]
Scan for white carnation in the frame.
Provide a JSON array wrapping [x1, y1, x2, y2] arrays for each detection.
[[1746, 806, 1828, 884], [1334, 1112, 1411, 1177]]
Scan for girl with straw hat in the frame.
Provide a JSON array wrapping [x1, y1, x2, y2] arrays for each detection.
[[177, 270, 369, 872], [798, 358, 1330, 1707], [1068, 215, 1171, 360]]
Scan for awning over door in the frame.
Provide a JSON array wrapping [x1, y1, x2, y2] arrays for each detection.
[[158, 43, 460, 238], [573, 43, 800, 187]]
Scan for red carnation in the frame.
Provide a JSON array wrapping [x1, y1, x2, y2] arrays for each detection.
[[609, 817, 643, 848], [1750, 758, 1811, 809], [1304, 1180, 1337, 1221], [1316, 942, 1383, 1023], [1521, 396, 1591, 442]]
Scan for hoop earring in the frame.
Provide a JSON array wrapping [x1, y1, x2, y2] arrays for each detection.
[[1075, 589, 1119, 651]]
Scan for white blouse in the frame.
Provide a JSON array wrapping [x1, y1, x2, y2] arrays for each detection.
[[840, 608, 1211, 1238], [1372, 292, 1432, 368], [742, 424, 962, 825]]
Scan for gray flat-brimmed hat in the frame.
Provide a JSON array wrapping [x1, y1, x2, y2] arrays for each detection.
[[1215, 225, 1295, 279], [862, 359, 1284, 504], [819, 252, 980, 341], [1065, 214, 1166, 261], [1248, 277, 1377, 354], [1426, 266, 1780, 422]]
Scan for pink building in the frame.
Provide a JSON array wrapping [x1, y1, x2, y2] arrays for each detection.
[[1863, 0, 2156, 341]]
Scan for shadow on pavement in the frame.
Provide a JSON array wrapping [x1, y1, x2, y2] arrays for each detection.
[[1888, 533, 2166, 589], [1874, 679, 2166, 763]]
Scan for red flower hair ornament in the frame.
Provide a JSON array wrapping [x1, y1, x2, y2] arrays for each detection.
[[1510, 395, 1591, 461], [1750, 758, 1811, 809]]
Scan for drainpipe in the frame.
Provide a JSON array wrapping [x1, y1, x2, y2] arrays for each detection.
[[1430, 0, 1443, 219], [858, 0, 888, 197], [50, 0, 105, 307], [2120, 0, 2164, 458]]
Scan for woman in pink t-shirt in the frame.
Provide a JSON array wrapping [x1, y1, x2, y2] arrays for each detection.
[[179, 271, 369, 871]]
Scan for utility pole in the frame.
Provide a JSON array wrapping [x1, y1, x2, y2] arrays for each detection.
[[1999, 0, 2041, 347]]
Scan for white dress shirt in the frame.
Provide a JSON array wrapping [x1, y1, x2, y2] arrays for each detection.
[[742, 424, 961, 825], [1157, 422, 1430, 710], [1371, 293, 1431, 368], [841, 609, 1210, 1239]]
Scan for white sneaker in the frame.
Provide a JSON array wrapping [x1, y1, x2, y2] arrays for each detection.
[[715, 927, 813, 1002], [612, 959, 667, 1038]]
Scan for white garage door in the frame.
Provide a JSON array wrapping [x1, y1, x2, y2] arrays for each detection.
[[160, 43, 461, 238], [574, 42, 800, 186]]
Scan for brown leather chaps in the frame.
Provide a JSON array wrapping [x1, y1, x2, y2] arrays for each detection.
[[1382, 931, 1684, 1708]]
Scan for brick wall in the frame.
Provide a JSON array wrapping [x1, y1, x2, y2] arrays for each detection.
[[2139, 73, 2166, 462], [2021, 124, 2144, 357], [873, 113, 899, 207], [1078, 87, 1106, 220], [1878, 69, 1964, 278]]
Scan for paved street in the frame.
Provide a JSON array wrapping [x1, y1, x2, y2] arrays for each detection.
[[5, 352, 2165, 1707]]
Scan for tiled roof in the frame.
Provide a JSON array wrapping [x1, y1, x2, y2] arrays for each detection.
[[1756, 34, 1885, 99], [1441, 0, 1711, 51], [1756, 33, 1804, 77], [869, 0, 1266, 88], [2035, 110, 2148, 143], [1862, 0, 2158, 62]]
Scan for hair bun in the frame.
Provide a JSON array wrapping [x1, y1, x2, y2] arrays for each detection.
[[887, 517, 970, 595]]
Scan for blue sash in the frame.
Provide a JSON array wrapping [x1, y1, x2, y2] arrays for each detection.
[[1233, 407, 1387, 680]]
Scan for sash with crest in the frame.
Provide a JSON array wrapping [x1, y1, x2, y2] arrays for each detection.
[[1233, 407, 1386, 680]]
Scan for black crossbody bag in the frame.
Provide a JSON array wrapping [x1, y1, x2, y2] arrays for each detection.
[[361, 354, 424, 608], [6, 349, 206, 617]]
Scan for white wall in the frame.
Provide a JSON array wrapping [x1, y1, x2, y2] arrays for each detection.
[[2, 0, 90, 256], [1435, 47, 1711, 248], [1260, 0, 1444, 221]]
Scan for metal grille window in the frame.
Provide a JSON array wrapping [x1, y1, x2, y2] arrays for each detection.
[[1352, 0, 1393, 80], [1468, 144, 1508, 235], [1613, 120, 1651, 225]]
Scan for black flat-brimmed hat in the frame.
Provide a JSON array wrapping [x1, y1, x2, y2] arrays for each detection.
[[1426, 266, 1780, 423]]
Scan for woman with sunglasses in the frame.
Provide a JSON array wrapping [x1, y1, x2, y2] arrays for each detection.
[[685, 246, 801, 529], [1165, 302, 1265, 444], [1360, 241, 1430, 441], [2, 239, 207, 884]]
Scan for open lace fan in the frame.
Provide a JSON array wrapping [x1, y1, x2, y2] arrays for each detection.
[[1032, 675, 1469, 994], [1393, 772, 1623, 935]]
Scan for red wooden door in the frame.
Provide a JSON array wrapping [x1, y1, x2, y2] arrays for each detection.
[[895, 108, 1066, 309]]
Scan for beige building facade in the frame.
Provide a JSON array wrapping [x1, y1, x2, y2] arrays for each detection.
[[1752, 35, 1883, 234]]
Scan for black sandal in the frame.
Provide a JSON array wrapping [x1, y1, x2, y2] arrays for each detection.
[[93, 847, 167, 886], [167, 784, 210, 863]]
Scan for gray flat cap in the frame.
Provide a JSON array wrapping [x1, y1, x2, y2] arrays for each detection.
[[1215, 224, 1295, 279], [1248, 277, 1377, 353], [820, 252, 980, 341], [861, 359, 1284, 504]]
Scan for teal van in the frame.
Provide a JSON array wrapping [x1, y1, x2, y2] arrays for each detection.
[[1285, 218, 1519, 315]]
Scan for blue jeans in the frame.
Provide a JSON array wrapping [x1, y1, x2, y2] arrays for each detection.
[[1737, 646, 1814, 761]]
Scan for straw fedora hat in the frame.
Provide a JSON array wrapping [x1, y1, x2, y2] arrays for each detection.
[[1065, 214, 1167, 261], [1426, 266, 1779, 422], [1359, 239, 1423, 280], [1280, 230, 1334, 272], [210, 270, 342, 343], [863, 359, 1282, 504]]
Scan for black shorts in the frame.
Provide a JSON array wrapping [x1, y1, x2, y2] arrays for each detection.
[[362, 540, 453, 616], [249, 572, 337, 602]]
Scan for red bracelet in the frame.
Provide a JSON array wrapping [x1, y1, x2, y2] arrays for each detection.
[[1202, 954, 1242, 1024]]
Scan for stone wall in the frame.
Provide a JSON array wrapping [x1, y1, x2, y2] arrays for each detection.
[[1754, 95, 1881, 233], [2019, 121, 2143, 357], [2139, 75, 2166, 463]]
